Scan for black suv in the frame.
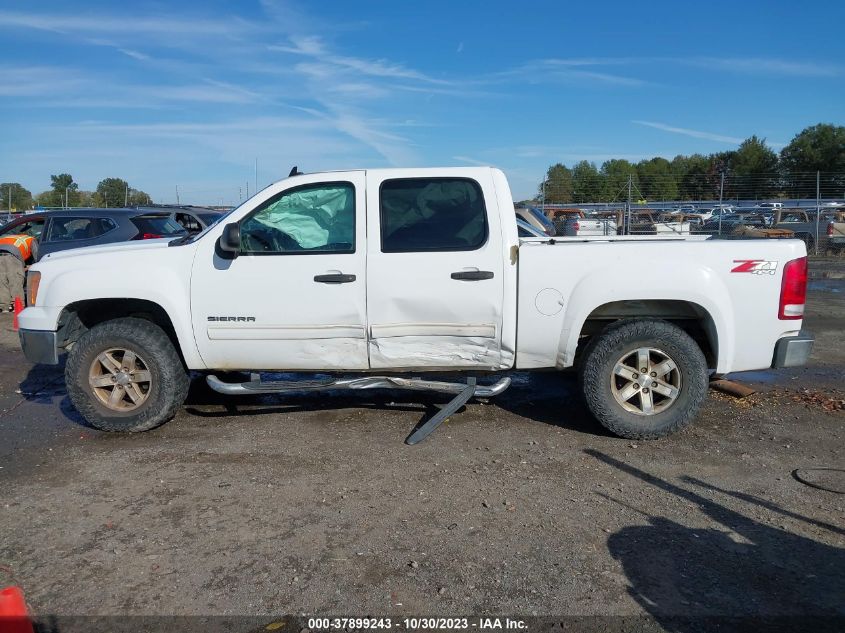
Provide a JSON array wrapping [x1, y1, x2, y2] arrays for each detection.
[[0, 209, 187, 263]]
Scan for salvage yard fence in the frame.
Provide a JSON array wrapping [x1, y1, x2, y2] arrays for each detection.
[[536, 171, 845, 255]]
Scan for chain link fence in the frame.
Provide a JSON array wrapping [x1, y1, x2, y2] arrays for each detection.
[[535, 171, 845, 254]]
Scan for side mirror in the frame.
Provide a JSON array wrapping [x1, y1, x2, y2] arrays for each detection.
[[217, 222, 240, 258]]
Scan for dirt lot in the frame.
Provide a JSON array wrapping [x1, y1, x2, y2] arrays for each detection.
[[0, 260, 843, 631]]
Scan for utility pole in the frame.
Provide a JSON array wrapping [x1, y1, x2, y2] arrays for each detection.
[[125, 185, 129, 207], [255, 157, 259, 193], [175, 185, 180, 205], [625, 174, 632, 235], [239, 187, 242, 202], [65, 187, 69, 208], [541, 178, 546, 215], [8, 185, 11, 213], [717, 171, 725, 236], [246, 181, 249, 199], [815, 170, 820, 256]]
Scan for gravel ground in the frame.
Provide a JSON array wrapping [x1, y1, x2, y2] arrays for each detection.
[[0, 262, 842, 631]]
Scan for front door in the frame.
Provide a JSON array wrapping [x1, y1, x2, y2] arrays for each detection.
[[190, 172, 369, 370], [365, 169, 507, 370]]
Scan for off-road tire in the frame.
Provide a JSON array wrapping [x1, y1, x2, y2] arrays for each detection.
[[579, 319, 708, 439], [65, 317, 189, 432]]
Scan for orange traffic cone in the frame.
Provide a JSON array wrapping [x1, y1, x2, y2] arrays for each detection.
[[0, 586, 34, 633], [11, 297, 23, 332]]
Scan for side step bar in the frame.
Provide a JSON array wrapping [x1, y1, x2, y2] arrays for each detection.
[[206, 374, 511, 398]]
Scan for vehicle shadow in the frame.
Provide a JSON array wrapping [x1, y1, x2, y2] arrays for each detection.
[[16, 363, 605, 437], [182, 369, 607, 437], [585, 449, 845, 630]]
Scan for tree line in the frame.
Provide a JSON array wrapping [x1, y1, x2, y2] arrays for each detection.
[[540, 123, 845, 204], [0, 174, 152, 212]]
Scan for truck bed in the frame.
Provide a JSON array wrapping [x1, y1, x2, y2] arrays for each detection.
[[515, 235, 806, 373]]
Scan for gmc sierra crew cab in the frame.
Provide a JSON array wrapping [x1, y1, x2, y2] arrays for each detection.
[[18, 167, 814, 441]]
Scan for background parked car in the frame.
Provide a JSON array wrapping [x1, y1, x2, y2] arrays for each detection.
[[516, 217, 547, 238], [133, 206, 228, 234], [515, 206, 556, 236], [0, 209, 186, 263]]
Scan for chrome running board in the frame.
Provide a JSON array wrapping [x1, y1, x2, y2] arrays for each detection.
[[205, 374, 511, 398]]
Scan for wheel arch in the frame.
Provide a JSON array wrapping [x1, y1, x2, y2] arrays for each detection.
[[571, 300, 719, 369], [557, 268, 735, 373], [57, 298, 197, 368]]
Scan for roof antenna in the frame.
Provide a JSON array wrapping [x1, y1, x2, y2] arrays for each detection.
[[288, 166, 303, 177]]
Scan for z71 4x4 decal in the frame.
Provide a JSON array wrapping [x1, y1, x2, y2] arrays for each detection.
[[731, 259, 778, 275]]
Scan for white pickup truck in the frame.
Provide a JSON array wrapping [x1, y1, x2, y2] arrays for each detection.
[[18, 167, 813, 442]]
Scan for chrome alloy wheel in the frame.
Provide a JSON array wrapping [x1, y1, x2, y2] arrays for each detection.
[[611, 347, 681, 416], [88, 348, 152, 412]]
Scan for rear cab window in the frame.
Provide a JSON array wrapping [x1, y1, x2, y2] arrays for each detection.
[[379, 178, 487, 252]]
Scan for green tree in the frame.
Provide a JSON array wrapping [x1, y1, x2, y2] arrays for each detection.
[[671, 154, 711, 200], [540, 163, 573, 203], [780, 124, 845, 197], [600, 159, 637, 201], [78, 191, 96, 207], [94, 177, 130, 207], [0, 183, 33, 211], [731, 136, 779, 199], [636, 157, 678, 201], [128, 190, 153, 206], [570, 160, 602, 203], [45, 173, 80, 207]]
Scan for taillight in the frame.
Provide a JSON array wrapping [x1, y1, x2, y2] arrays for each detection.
[[135, 232, 162, 240], [573, 222, 580, 231], [778, 256, 807, 320], [828, 222, 834, 237]]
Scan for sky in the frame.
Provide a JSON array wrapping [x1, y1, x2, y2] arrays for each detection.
[[1, 0, 843, 204]]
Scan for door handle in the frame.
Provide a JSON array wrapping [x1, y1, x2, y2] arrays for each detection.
[[451, 270, 494, 281], [314, 273, 356, 284]]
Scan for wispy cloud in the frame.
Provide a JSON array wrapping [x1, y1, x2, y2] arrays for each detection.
[[633, 120, 744, 144], [270, 35, 450, 84], [0, 10, 256, 38], [685, 57, 841, 77], [117, 48, 150, 61], [515, 55, 842, 79], [0, 65, 87, 96], [497, 59, 647, 87], [453, 155, 491, 167]]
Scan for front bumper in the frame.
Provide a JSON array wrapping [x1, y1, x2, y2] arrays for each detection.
[[19, 328, 59, 365], [771, 331, 814, 368]]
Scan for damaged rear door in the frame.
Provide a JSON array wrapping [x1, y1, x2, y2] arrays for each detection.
[[365, 169, 507, 369]]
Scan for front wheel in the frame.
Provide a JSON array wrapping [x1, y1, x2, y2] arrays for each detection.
[[65, 317, 189, 432], [579, 319, 708, 439]]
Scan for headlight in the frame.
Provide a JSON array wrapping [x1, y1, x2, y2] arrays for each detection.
[[26, 271, 40, 306]]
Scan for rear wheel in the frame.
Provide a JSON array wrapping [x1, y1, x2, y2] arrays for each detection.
[[66, 317, 189, 432], [579, 319, 708, 439]]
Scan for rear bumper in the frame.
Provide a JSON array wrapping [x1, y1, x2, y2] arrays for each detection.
[[771, 331, 814, 368], [19, 328, 59, 365]]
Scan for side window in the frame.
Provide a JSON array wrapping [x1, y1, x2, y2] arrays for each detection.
[[2, 219, 44, 238], [47, 217, 116, 241], [240, 182, 355, 254], [380, 178, 487, 252]]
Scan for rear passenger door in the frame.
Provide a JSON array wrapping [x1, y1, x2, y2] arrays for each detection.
[[365, 169, 507, 370], [39, 216, 117, 257]]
